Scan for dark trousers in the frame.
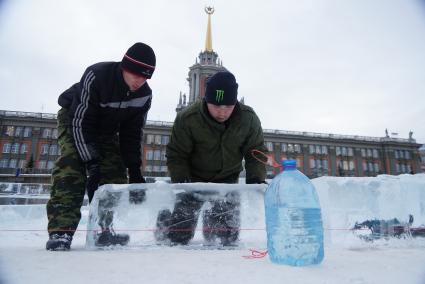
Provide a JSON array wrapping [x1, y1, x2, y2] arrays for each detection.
[[164, 191, 240, 245]]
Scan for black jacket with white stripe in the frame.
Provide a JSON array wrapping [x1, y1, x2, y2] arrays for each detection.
[[58, 61, 152, 169]]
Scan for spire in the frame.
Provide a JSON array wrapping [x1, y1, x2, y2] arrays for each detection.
[[204, 6, 214, 52]]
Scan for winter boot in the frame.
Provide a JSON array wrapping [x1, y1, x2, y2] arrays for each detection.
[[96, 202, 130, 247], [154, 209, 172, 243], [95, 229, 130, 247], [202, 192, 240, 246], [46, 233, 73, 251]]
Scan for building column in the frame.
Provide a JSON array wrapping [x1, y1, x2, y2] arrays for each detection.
[[302, 145, 309, 176], [329, 146, 337, 176], [382, 147, 395, 175], [354, 148, 363, 176], [412, 150, 421, 174]]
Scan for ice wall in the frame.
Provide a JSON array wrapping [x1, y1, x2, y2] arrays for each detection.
[[1, 174, 424, 248], [85, 182, 267, 248], [313, 174, 425, 246]]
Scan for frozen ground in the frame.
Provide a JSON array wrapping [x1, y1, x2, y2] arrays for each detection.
[[1, 174, 425, 284]]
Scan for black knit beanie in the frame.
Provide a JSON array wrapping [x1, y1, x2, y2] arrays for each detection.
[[121, 42, 156, 78], [204, 71, 238, 105]]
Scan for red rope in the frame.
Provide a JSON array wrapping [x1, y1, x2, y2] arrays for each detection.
[[0, 227, 373, 232], [250, 149, 282, 169], [242, 249, 268, 259]]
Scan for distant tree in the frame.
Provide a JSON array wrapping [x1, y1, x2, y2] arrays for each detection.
[[26, 155, 34, 169]]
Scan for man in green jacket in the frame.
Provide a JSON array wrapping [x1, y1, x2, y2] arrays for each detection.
[[156, 71, 267, 246]]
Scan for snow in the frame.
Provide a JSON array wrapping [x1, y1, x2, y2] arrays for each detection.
[[1, 175, 425, 284]]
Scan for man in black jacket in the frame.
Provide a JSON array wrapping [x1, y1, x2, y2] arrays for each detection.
[[46, 42, 156, 251]]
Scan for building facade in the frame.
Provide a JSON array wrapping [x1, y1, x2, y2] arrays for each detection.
[[0, 109, 422, 184]]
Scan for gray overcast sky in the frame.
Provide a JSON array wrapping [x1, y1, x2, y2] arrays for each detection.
[[1, 0, 425, 143]]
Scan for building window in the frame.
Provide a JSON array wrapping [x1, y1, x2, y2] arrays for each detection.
[[374, 163, 379, 173], [348, 148, 353, 156], [341, 147, 347, 156], [161, 150, 166, 161], [367, 149, 372, 157], [49, 145, 58, 155], [287, 144, 294, 153], [363, 161, 367, 171], [336, 147, 341, 156], [145, 150, 153, 160], [11, 143, 20, 154], [144, 165, 152, 172], [9, 159, 17, 168], [38, 160, 46, 169], [281, 143, 287, 152], [361, 149, 366, 157], [47, 161, 55, 170], [315, 159, 322, 170], [368, 162, 373, 172], [405, 151, 410, 159], [309, 145, 315, 154], [395, 163, 400, 173], [373, 149, 379, 158], [310, 159, 315, 169], [294, 144, 301, 153], [0, 159, 8, 168], [322, 159, 328, 170], [18, 159, 26, 168], [399, 150, 404, 159], [343, 161, 349, 170], [153, 165, 160, 172], [146, 134, 154, 144], [161, 166, 168, 172], [321, 145, 328, 155], [23, 127, 32, 137], [161, 135, 170, 145], [153, 150, 161, 161], [5, 126, 14, 136], [20, 144, 28, 154], [42, 128, 52, 139], [52, 129, 58, 139], [2, 143, 11, 153], [15, 126, 23, 137], [407, 164, 411, 173], [401, 164, 406, 173], [41, 144, 49, 155], [349, 161, 355, 171], [394, 150, 399, 159], [315, 145, 321, 155], [155, 135, 161, 145], [265, 141, 273, 152]]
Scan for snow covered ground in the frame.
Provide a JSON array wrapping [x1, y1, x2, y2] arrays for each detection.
[[1, 174, 425, 284]]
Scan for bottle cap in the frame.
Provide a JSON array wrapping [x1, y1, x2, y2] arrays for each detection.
[[282, 159, 296, 169]]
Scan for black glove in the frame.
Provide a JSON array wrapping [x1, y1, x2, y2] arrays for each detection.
[[128, 167, 146, 184], [246, 178, 267, 185], [86, 160, 101, 203]]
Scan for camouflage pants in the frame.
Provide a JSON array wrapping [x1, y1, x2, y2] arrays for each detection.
[[46, 108, 127, 236]]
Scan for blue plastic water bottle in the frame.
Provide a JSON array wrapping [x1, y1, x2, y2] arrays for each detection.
[[264, 159, 324, 266]]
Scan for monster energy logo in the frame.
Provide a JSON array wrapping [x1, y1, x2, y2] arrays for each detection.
[[215, 90, 224, 102]]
